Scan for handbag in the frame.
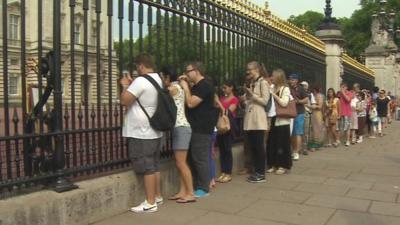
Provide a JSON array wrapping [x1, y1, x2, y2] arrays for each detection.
[[216, 110, 231, 134], [275, 87, 297, 118]]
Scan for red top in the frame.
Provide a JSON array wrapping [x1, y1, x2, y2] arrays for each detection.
[[220, 96, 239, 117], [337, 91, 353, 116]]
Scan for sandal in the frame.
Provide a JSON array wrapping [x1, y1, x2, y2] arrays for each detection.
[[220, 175, 232, 183], [176, 198, 196, 204], [168, 195, 183, 201], [216, 174, 226, 183]]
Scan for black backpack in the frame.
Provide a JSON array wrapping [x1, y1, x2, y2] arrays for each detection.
[[137, 74, 177, 131]]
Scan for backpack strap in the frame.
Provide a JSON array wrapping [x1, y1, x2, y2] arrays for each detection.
[[136, 74, 162, 121]]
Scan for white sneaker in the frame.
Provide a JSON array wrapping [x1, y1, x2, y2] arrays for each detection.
[[345, 141, 350, 147], [156, 196, 163, 205], [130, 200, 158, 213], [356, 137, 363, 143], [292, 153, 300, 161]]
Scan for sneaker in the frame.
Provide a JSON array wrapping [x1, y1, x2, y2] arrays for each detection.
[[246, 173, 266, 183], [266, 167, 276, 173], [156, 196, 163, 205], [292, 153, 300, 161], [303, 150, 309, 155], [130, 200, 158, 213], [345, 141, 350, 147], [194, 189, 209, 198], [275, 167, 287, 175], [356, 138, 363, 144]]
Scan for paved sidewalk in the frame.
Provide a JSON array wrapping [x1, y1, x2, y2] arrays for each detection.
[[93, 122, 400, 225]]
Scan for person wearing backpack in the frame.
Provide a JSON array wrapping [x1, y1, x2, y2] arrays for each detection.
[[120, 53, 164, 213], [178, 61, 219, 198]]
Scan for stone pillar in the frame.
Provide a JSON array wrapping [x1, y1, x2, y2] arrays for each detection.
[[316, 29, 344, 92], [315, 0, 344, 92], [324, 41, 343, 91]]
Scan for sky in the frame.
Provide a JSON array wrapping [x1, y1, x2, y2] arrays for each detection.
[[254, 0, 361, 19], [112, 0, 362, 40]]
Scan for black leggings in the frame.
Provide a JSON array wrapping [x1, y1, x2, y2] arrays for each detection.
[[246, 130, 266, 175]]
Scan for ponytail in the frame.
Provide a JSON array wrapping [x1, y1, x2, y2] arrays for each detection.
[[259, 62, 269, 78]]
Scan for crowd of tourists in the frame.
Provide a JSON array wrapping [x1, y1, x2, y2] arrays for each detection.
[[119, 53, 398, 213]]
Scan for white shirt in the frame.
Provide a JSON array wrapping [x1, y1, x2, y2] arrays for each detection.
[[122, 73, 163, 139], [172, 82, 190, 127], [267, 84, 276, 117]]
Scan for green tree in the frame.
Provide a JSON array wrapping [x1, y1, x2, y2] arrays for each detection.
[[113, 16, 252, 86], [288, 1, 400, 59], [288, 11, 325, 34], [339, 0, 400, 58]]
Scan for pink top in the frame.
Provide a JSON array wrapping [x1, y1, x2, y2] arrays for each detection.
[[337, 91, 353, 116], [220, 96, 239, 117]]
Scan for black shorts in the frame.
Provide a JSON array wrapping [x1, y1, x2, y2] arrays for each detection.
[[128, 137, 162, 175]]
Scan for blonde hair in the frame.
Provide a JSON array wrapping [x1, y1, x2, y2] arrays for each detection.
[[272, 68, 287, 88], [247, 61, 269, 78]]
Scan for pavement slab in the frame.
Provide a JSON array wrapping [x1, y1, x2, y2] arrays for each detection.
[[369, 201, 400, 217], [185, 212, 288, 225], [326, 210, 400, 225], [294, 183, 350, 196], [304, 194, 371, 212], [346, 188, 397, 202], [91, 122, 400, 225], [238, 199, 335, 225]]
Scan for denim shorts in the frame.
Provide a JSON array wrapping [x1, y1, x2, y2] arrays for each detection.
[[172, 126, 192, 150], [292, 113, 305, 136]]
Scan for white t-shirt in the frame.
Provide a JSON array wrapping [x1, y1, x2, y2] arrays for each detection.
[[267, 84, 276, 117], [122, 73, 163, 139]]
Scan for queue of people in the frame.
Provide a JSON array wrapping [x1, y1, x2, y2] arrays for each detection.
[[120, 53, 397, 213]]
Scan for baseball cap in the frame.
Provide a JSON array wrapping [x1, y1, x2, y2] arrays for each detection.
[[288, 73, 299, 80]]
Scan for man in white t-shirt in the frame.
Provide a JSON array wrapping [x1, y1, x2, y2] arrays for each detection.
[[120, 53, 163, 213]]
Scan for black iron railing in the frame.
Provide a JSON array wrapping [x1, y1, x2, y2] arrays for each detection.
[[0, 0, 372, 197]]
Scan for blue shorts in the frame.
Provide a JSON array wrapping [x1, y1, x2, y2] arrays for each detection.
[[292, 113, 305, 136]]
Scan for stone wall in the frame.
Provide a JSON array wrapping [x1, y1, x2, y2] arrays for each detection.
[[0, 145, 245, 225]]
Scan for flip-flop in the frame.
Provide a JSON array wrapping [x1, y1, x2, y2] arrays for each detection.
[[176, 198, 196, 204], [168, 195, 182, 201]]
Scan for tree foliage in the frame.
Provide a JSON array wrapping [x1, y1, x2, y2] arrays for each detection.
[[288, 0, 400, 59], [113, 16, 256, 86], [288, 11, 325, 34]]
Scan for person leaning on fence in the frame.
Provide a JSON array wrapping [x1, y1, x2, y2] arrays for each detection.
[[307, 85, 325, 151], [324, 88, 340, 147], [266, 69, 292, 175], [288, 73, 308, 160], [160, 66, 196, 204], [242, 61, 270, 183], [216, 80, 239, 183], [238, 73, 254, 176], [120, 53, 163, 213], [178, 61, 219, 198]]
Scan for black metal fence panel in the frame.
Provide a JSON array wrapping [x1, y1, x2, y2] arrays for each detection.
[[0, 0, 360, 196]]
